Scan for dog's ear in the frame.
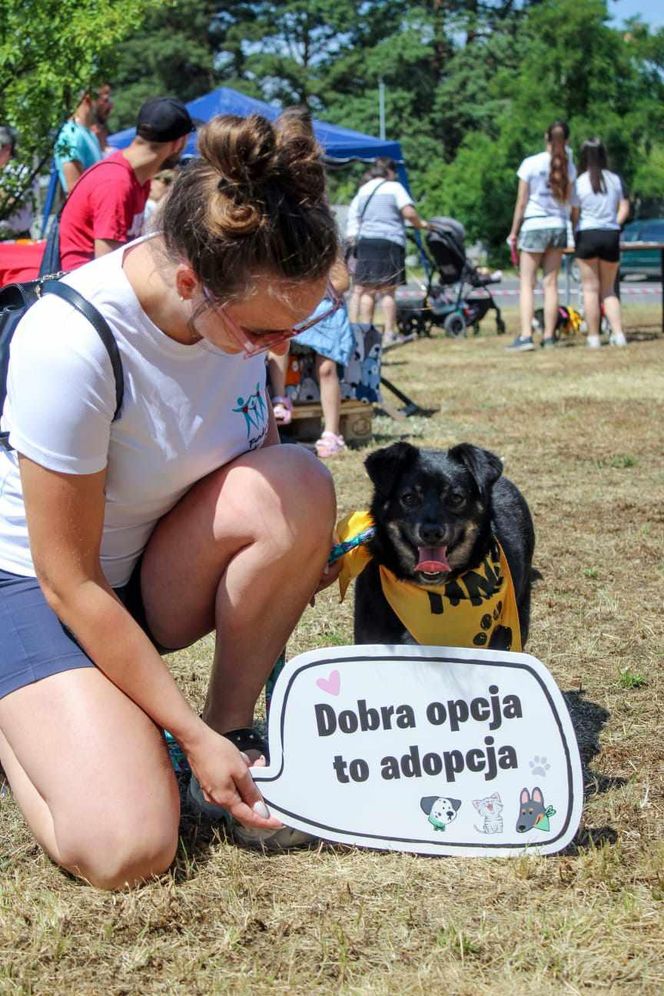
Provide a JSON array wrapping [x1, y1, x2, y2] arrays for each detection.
[[364, 442, 419, 497], [450, 798, 462, 812], [420, 796, 437, 815], [448, 443, 503, 498]]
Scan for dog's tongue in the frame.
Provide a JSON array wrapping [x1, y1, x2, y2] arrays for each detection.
[[415, 545, 450, 574]]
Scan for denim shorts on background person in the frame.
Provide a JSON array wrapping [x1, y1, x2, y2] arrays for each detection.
[[517, 228, 568, 253], [0, 560, 167, 700]]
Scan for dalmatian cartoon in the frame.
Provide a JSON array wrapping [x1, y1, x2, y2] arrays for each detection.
[[420, 796, 462, 832]]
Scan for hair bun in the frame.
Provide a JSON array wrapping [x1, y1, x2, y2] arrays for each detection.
[[274, 107, 326, 206], [198, 114, 278, 190]]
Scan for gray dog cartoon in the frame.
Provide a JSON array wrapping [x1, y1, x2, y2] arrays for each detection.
[[516, 787, 556, 833], [420, 796, 462, 832]]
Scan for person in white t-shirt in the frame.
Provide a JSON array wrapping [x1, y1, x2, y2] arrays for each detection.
[[507, 121, 577, 351], [571, 138, 630, 349], [0, 111, 343, 887], [346, 158, 428, 344], [143, 168, 175, 233]]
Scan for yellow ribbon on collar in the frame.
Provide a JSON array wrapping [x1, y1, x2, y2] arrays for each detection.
[[337, 509, 522, 651]]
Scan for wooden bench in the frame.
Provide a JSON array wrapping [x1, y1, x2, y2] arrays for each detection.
[[279, 399, 373, 447]]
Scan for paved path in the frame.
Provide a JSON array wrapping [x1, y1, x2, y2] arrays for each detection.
[[490, 275, 660, 306]]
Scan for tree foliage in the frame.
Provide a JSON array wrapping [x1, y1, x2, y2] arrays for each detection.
[[0, 0, 164, 220], [2, 0, 663, 247]]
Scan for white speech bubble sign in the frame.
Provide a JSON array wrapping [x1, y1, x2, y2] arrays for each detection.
[[253, 645, 583, 856]]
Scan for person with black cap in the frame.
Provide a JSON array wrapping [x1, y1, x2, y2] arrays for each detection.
[[57, 97, 194, 271]]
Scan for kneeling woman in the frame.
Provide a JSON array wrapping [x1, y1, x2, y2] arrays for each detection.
[[0, 112, 339, 888]]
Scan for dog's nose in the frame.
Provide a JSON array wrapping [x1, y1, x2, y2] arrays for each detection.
[[419, 524, 445, 545]]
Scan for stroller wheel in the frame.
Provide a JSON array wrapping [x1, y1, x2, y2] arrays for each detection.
[[398, 313, 428, 338], [443, 311, 466, 338]]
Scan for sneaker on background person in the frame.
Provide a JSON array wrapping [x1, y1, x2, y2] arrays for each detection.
[[506, 335, 536, 352]]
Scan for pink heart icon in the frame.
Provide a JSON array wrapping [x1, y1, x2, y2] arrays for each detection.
[[316, 669, 341, 696]]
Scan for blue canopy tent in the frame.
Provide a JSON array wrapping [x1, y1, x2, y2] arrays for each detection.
[[41, 87, 412, 234], [105, 87, 430, 418], [107, 86, 410, 187]]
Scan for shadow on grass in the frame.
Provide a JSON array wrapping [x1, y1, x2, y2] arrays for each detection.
[[562, 689, 624, 853], [568, 825, 619, 850], [563, 690, 616, 784], [626, 329, 662, 342]]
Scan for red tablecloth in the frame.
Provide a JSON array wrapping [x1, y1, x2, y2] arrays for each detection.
[[0, 241, 45, 286]]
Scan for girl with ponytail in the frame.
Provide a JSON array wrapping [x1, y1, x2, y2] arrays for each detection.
[[571, 138, 630, 348], [0, 111, 343, 885], [507, 120, 576, 351]]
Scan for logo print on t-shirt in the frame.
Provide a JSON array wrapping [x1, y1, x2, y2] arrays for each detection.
[[233, 383, 268, 450]]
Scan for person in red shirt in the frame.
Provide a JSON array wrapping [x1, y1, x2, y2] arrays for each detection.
[[59, 97, 194, 271]]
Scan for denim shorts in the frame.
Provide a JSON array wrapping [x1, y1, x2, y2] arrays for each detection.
[[0, 560, 167, 700], [518, 228, 568, 253]]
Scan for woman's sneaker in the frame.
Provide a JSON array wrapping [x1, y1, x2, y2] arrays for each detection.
[[609, 331, 627, 347], [187, 774, 315, 851], [186, 726, 317, 852], [506, 335, 535, 351], [586, 335, 601, 349]]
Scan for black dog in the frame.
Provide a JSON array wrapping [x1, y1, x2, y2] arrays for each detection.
[[352, 442, 535, 649]]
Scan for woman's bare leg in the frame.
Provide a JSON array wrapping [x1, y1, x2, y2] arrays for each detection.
[[0, 668, 179, 889], [519, 251, 541, 338], [140, 444, 336, 736], [578, 257, 601, 336], [378, 284, 398, 336], [348, 283, 362, 323], [358, 287, 378, 325], [541, 248, 564, 342], [599, 260, 623, 336]]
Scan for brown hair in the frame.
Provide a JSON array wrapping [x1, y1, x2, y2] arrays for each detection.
[[160, 109, 338, 303], [369, 157, 397, 179], [579, 138, 608, 195], [546, 120, 570, 203], [153, 168, 175, 186]]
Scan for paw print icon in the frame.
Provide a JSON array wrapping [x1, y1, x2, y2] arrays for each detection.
[[529, 755, 551, 777]]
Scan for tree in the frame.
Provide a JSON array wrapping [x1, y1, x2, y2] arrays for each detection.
[[0, 0, 163, 221], [109, 0, 227, 129]]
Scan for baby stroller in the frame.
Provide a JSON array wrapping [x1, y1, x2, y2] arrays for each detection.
[[396, 217, 506, 338]]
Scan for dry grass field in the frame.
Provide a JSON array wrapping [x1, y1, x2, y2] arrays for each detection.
[[1, 306, 662, 994]]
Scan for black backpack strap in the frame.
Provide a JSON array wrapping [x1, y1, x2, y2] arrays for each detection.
[[42, 281, 124, 421]]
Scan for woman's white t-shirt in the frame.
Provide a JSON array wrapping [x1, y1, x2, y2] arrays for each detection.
[[346, 178, 414, 246], [574, 170, 626, 231], [0, 244, 269, 586], [517, 150, 577, 231]]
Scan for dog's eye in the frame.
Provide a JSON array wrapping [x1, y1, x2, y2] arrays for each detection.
[[400, 492, 421, 508], [447, 492, 466, 509]]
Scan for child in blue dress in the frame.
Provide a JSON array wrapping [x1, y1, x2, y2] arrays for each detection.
[[269, 259, 355, 457]]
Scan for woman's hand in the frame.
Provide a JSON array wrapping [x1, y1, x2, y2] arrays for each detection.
[[187, 724, 283, 831]]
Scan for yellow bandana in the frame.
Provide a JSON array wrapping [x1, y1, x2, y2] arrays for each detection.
[[337, 510, 522, 651]]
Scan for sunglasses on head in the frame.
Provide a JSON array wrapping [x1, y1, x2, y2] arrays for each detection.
[[202, 282, 343, 358]]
